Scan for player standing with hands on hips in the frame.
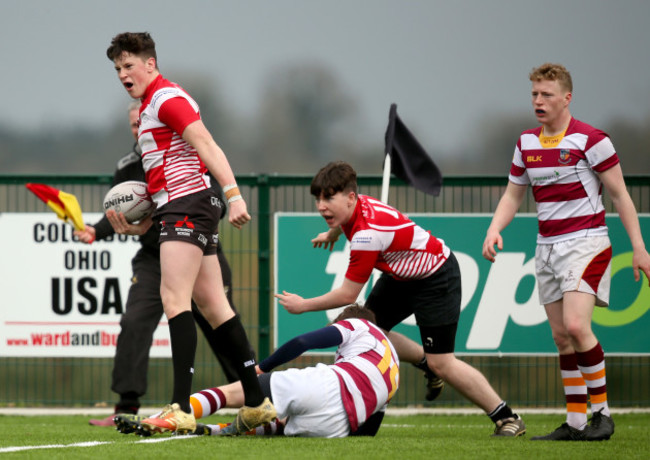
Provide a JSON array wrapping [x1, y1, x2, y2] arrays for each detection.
[[105, 32, 276, 435], [482, 63, 650, 441]]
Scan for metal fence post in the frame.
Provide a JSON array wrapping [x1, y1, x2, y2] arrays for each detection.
[[256, 174, 271, 359]]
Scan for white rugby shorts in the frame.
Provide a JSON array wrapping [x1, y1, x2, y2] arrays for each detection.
[[270, 364, 350, 438], [535, 235, 612, 306]]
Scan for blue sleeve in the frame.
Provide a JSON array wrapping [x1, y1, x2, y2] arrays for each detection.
[[258, 325, 343, 372]]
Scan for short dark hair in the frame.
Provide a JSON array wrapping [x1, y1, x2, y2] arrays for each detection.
[[310, 161, 357, 198], [107, 32, 157, 63], [333, 304, 376, 325]]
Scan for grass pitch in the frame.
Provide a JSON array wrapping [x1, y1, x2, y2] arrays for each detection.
[[0, 413, 648, 459]]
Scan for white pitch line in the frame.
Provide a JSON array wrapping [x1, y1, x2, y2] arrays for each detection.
[[137, 435, 198, 444], [0, 441, 111, 454], [0, 433, 198, 454], [383, 424, 488, 429]]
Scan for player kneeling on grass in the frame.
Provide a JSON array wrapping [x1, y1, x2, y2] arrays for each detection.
[[116, 304, 399, 438]]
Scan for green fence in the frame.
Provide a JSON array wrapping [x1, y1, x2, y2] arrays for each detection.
[[1, 174, 648, 408]]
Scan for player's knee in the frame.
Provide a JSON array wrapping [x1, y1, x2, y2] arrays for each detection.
[[160, 287, 187, 313], [426, 355, 450, 378], [551, 330, 571, 350], [564, 319, 591, 344]]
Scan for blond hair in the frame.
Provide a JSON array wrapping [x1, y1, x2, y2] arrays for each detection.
[[529, 63, 573, 93]]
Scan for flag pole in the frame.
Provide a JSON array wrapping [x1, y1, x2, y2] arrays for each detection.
[[380, 153, 391, 203], [382, 103, 398, 204], [372, 115, 395, 295]]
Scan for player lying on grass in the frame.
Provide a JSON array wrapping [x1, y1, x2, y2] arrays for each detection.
[[116, 304, 399, 437]]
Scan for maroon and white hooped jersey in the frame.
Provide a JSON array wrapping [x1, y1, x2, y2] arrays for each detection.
[[330, 318, 399, 432], [138, 75, 210, 207], [508, 118, 619, 244], [341, 195, 450, 283]]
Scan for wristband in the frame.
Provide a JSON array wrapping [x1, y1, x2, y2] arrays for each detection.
[[223, 184, 241, 201], [228, 194, 243, 204]]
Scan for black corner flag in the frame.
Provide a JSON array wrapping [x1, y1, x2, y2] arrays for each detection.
[[384, 104, 442, 196]]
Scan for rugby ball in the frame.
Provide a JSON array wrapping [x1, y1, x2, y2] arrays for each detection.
[[103, 181, 155, 223]]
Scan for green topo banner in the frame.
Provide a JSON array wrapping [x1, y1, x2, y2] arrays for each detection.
[[274, 213, 650, 355]]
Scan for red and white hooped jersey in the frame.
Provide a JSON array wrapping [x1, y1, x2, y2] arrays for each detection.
[[341, 195, 450, 283], [509, 118, 619, 244], [138, 75, 210, 207], [330, 318, 399, 432]]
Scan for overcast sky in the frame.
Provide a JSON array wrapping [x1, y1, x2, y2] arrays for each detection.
[[2, 0, 650, 156]]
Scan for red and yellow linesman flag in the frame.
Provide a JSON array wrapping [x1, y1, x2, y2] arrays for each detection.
[[25, 183, 85, 231]]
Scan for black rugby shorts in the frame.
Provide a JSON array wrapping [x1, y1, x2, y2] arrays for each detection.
[[365, 251, 462, 354], [154, 188, 225, 255]]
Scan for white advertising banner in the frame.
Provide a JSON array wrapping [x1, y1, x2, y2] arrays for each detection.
[[0, 213, 171, 358]]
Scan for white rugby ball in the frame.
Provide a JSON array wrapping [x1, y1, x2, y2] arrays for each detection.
[[103, 180, 155, 223]]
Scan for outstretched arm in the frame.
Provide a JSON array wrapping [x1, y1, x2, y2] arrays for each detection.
[[258, 326, 343, 372], [275, 277, 364, 314]]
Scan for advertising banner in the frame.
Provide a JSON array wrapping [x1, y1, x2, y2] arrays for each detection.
[[0, 213, 171, 358], [274, 213, 650, 355]]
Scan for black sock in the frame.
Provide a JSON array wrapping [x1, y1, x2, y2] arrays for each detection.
[[413, 356, 429, 372], [212, 316, 264, 407], [488, 401, 515, 423], [169, 311, 197, 413], [116, 392, 140, 414], [413, 356, 437, 378], [195, 309, 255, 383]]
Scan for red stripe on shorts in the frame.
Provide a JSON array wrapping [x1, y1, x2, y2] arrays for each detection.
[[581, 246, 612, 293]]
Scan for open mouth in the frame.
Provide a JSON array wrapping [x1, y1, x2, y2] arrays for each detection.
[[124, 82, 134, 90], [535, 109, 545, 114]]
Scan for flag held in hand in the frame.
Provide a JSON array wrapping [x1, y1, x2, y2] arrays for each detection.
[[26, 183, 85, 231], [384, 103, 442, 196]]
